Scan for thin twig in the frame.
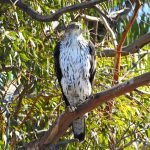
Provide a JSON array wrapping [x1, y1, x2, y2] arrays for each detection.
[[117, 139, 136, 150], [117, 123, 142, 147], [4, 107, 10, 150], [134, 89, 150, 97], [125, 93, 150, 113], [13, 83, 33, 121], [80, 14, 100, 21], [95, 5, 118, 48], [93, 21, 98, 44], [119, 53, 147, 81], [19, 93, 42, 127]]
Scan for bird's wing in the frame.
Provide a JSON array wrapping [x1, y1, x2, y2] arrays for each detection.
[[88, 41, 96, 85], [54, 42, 70, 106], [54, 42, 62, 85]]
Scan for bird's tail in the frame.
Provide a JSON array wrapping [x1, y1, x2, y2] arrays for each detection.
[[72, 117, 85, 142]]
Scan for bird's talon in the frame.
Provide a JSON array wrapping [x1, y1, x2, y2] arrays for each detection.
[[84, 113, 88, 119], [67, 106, 76, 112], [89, 95, 94, 100]]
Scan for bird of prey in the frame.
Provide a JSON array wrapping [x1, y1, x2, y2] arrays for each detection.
[[54, 22, 96, 142]]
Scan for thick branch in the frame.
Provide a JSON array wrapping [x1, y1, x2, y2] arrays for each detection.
[[22, 72, 150, 149], [112, 0, 141, 83], [0, 0, 107, 22], [99, 32, 150, 57]]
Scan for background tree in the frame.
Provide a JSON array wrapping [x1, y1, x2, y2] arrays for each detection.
[[0, 0, 150, 149]]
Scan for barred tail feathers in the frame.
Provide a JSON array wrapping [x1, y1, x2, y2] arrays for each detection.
[[72, 117, 85, 142]]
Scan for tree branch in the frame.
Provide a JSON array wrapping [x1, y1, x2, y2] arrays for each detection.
[[113, 0, 141, 83], [95, 5, 118, 48], [94, 4, 113, 26], [80, 14, 100, 22], [125, 93, 150, 113], [0, 0, 107, 22], [99, 32, 150, 57], [108, 0, 133, 22], [0, 65, 19, 72], [134, 89, 150, 97], [20, 72, 150, 149]]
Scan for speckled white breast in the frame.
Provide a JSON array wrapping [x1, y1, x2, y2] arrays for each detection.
[[59, 35, 91, 106]]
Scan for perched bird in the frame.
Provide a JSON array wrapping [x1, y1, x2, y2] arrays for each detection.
[[54, 22, 96, 141]]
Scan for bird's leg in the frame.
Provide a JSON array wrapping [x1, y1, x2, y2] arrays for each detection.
[[89, 94, 94, 100], [66, 99, 77, 112], [67, 96, 80, 112], [84, 113, 88, 119]]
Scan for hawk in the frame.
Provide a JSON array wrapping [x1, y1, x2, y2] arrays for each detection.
[[54, 22, 96, 141]]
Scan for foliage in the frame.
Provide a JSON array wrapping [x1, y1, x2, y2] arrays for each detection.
[[0, 0, 150, 149]]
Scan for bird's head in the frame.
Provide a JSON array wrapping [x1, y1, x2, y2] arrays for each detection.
[[65, 22, 82, 36]]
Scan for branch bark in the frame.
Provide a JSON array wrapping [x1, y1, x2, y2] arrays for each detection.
[[99, 32, 150, 57], [20, 71, 150, 149], [0, 0, 107, 22]]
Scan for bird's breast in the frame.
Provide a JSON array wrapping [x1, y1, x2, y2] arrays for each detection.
[[59, 40, 92, 99], [59, 42, 91, 81]]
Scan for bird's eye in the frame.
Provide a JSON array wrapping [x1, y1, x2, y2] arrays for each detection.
[[77, 25, 81, 29]]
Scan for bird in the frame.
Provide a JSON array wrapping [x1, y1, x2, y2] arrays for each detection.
[[54, 22, 96, 142]]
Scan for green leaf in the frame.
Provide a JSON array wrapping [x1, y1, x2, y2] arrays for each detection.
[[20, 53, 30, 61]]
